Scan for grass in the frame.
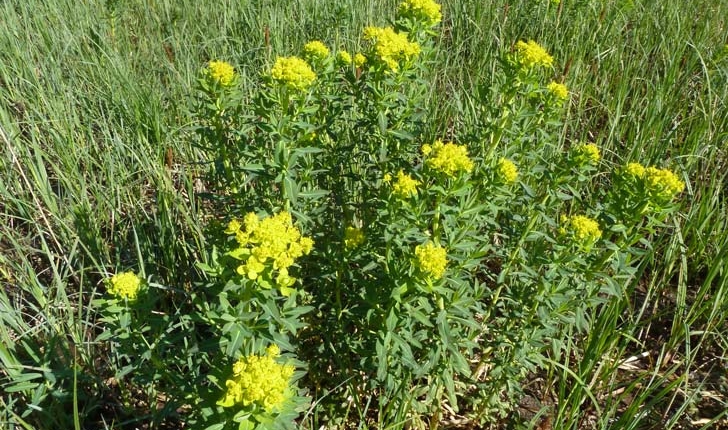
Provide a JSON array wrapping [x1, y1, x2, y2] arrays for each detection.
[[1, 0, 727, 428]]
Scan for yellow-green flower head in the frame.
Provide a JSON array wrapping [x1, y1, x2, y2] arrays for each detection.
[[344, 226, 365, 249], [572, 143, 600, 165], [225, 219, 242, 235], [206, 60, 237, 87], [303, 40, 330, 60], [497, 158, 519, 184], [422, 140, 474, 178], [354, 52, 367, 67], [547, 81, 569, 101], [218, 345, 295, 412], [392, 170, 420, 199], [514, 40, 554, 68], [336, 50, 352, 65], [623, 162, 646, 178], [415, 242, 447, 280], [107, 271, 142, 301], [644, 167, 685, 201], [270, 56, 316, 90], [398, 0, 442, 27], [363, 26, 421, 72], [228, 211, 313, 286], [562, 215, 602, 246]]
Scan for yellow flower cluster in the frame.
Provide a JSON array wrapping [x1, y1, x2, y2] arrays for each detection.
[[270, 56, 316, 90], [623, 162, 646, 177], [514, 40, 554, 68], [303, 40, 330, 60], [547, 81, 568, 101], [497, 158, 519, 184], [107, 271, 142, 301], [398, 0, 442, 27], [344, 226, 365, 249], [621, 163, 684, 202], [226, 212, 313, 289], [644, 166, 685, 201], [354, 52, 367, 67], [392, 170, 420, 199], [422, 140, 474, 177], [363, 26, 421, 71], [562, 215, 602, 246], [415, 242, 447, 279], [206, 60, 236, 87], [336, 50, 352, 65], [218, 345, 294, 412], [572, 143, 600, 165]]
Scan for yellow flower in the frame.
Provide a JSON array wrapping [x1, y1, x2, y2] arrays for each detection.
[[497, 158, 518, 184], [270, 56, 316, 90], [107, 272, 142, 301], [398, 0, 442, 27], [227, 211, 313, 290], [415, 242, 447, 279], [303, 40, 330, 60], [514, 40, 554, 68], [644, 167, 684, 201], [623, 162, 646, 178], [562, 215, 602, 247], [571, 143, 600, 165], [206, 60, 236, 87], [392, 170, 420, 198], [423, 140, 474, 177], [344, 226, 365, 249], [363, 26, 421, 72], [383, 172, 393, 183], [336, 50, 352, 65], [218, 345, 294, 412], [547, 81, 568, 101], [354, 52, 367, 67], [225, 219, 242, 235], [239, 256, 266, 280]]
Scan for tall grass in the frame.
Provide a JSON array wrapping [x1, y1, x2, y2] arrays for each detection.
[[1, 0, 727, 427]]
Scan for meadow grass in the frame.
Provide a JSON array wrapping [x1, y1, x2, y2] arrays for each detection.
[[1, 0, 727, 428]]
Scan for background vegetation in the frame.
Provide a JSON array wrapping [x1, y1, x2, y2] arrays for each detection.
[[1, 0, 727, 428]]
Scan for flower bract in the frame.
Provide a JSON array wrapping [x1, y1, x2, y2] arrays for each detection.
[[363, 26, 421, 71], [226, 211, 313, 292], [415, 242, 447, 279], [206, 60, 236, 87], [497, 158, 519, 184], [562, 215, 602, 247], [344, 227, 365, 249], [644, 166, 684, 202], [547, 81, 568, 101], [270, 56, 316, 90], [107, 271, 142, 301], [398, 0, 442, 27], [514, 40, 554, 68], [218, 345, 295, 412], [422, 140, 474, 178], [392, 170, 420, 199], [303, 40, 330, 60], [572, 143, 600, 165]]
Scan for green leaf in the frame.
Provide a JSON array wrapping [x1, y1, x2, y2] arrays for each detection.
[[225, 325, 246, 357]]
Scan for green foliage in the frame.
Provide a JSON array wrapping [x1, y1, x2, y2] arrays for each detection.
[[184, 2, 687, 426], [1, 0, 727, 428]]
